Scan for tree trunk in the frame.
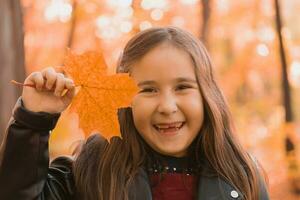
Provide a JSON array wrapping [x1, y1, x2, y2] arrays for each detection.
[[274, 0, 300, 193], [131, 0, 142, 34], [0, 0, 26, 142], [274, 0, 293, 122], [200, 0, 211, 48], [66, 0, 77, 50]]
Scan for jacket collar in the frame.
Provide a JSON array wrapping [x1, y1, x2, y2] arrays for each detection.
[[128, 168, 244, 200]]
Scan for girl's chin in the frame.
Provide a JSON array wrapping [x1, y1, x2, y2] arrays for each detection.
[[153, 146, 187, 157]]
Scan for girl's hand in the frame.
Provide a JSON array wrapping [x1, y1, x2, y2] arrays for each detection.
[[22, 67, 76, 114]]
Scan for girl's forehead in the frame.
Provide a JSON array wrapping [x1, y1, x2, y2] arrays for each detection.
[[130, 45, 196, 81], [131, 66, 197, 86]]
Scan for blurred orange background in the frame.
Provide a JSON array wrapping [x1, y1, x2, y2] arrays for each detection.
[[19, 0, 300, 199]]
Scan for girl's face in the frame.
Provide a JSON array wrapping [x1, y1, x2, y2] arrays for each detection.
[[131, 43, 204, 157]]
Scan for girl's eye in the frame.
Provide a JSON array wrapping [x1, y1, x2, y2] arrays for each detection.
[[176, 85, 192, 90], [139, 88, 157, 93]]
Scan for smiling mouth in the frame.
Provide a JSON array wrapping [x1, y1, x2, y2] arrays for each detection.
[[153, 122, 185, 134]]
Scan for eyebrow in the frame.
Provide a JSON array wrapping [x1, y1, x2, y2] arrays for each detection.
[[137, 80, 156, 87], [137, 77, 197, 87], [175, 77, 197, 83]]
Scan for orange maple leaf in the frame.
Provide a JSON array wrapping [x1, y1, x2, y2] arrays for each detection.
[[63, 51, 138, 140]]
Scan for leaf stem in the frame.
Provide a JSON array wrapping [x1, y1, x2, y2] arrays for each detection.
[[11, 80, 35, 88]]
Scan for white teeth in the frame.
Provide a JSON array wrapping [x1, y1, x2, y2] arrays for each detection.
[[156, 125, 169, 129], [154, 122, 184, 130], [155, 126, 181, 133]]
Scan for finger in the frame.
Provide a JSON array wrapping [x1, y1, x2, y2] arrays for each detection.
[[63, 86, 76, 100], [41, 67, 57, 90], [61, 78, 76, 97], [27, 72, 44, 91], [54, 73, 65, 96], [60, 78, 75, 97], [64, 78, 75, 90], [54, 66, 66, 75]]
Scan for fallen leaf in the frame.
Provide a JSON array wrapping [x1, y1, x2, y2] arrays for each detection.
[[63, 50, 138, 140]]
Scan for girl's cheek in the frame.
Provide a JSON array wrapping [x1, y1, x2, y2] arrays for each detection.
[[131, 95, 142, 107], [182, 92, 202, 104], [133, 99, 158, 117], [131, 97, 146, 111], [133, 95, 155, 105]]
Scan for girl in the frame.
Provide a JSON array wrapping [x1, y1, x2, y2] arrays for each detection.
[[0, 26, 269, 200]]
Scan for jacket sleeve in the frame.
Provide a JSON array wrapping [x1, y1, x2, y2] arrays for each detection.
[[0, 98, 75, 200]]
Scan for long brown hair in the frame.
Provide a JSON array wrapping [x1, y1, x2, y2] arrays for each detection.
[[74, 26, 265, 200]]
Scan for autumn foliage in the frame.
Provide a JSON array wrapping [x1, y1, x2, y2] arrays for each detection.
[[63, 51, 138, 140]]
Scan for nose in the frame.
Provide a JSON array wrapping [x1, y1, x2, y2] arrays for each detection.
[[157, 92, 178, 115]]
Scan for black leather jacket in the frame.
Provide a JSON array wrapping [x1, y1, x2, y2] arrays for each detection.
[[0, 98, 270, 200]]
